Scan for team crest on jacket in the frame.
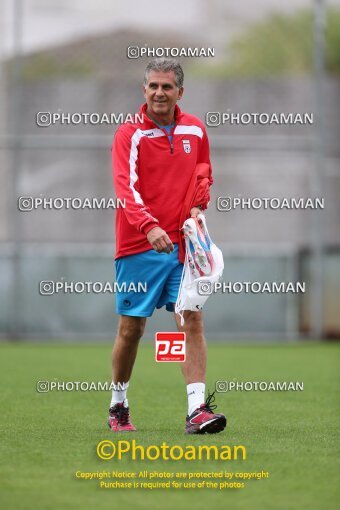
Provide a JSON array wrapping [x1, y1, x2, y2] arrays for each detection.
[[182, 139, 191, 154]]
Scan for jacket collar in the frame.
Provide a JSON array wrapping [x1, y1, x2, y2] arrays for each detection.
[[139, 102, 182, 128]]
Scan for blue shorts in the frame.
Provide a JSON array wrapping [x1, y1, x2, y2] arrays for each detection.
[[115, 244, 183, 317]]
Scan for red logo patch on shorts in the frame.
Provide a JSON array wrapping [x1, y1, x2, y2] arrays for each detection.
[[155, 332, 186, 362]]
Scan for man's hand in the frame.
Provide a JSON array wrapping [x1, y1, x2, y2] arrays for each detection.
[[190, 206, 202, 218], [190, 206, 204, 226], [147, 227, 174, 254]]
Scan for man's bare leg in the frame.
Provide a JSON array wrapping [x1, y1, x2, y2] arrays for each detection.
[[112, 315, 146, 383], [174, 310, 206, 383], [174, 310, 226, 433], [108, 316, 146, 431]]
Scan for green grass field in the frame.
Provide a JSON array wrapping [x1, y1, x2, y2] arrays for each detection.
[[0, 342, 339, 510]]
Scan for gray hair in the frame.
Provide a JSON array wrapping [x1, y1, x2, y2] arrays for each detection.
[[144, 58, 184, 89]]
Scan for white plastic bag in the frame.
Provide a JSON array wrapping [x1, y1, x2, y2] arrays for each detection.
[[175, 214, 224, 325]]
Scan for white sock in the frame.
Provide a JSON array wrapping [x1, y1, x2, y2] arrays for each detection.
[[187, 382, 205, 416], [110, 381, 129, 408]]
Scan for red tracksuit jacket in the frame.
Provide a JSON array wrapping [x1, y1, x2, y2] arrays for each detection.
[[112, 102, 213, 259]]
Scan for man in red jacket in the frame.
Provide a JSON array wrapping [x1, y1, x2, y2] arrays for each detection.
[[109, 58, 226, 434]]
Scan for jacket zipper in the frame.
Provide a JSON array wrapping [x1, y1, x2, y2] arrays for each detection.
[[149, 121, 176, 154], [144, 106, 179, 154], [158, 124, 175, 154], [169, 124, 175, 154]]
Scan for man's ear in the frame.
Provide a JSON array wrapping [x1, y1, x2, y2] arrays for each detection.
[[142, 84, 147, 99], [178, 87, 184, 100]]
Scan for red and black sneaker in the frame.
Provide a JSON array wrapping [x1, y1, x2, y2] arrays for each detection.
[[185, 391, 226, 434], [108, 401, 136, 432]]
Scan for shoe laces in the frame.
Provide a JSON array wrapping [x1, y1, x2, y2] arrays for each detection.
[[201, 391, 217, 413], [111, 404, 130, 425]]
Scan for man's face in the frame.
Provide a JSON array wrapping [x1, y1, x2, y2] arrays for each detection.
[[143, 70, 183, 117]]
